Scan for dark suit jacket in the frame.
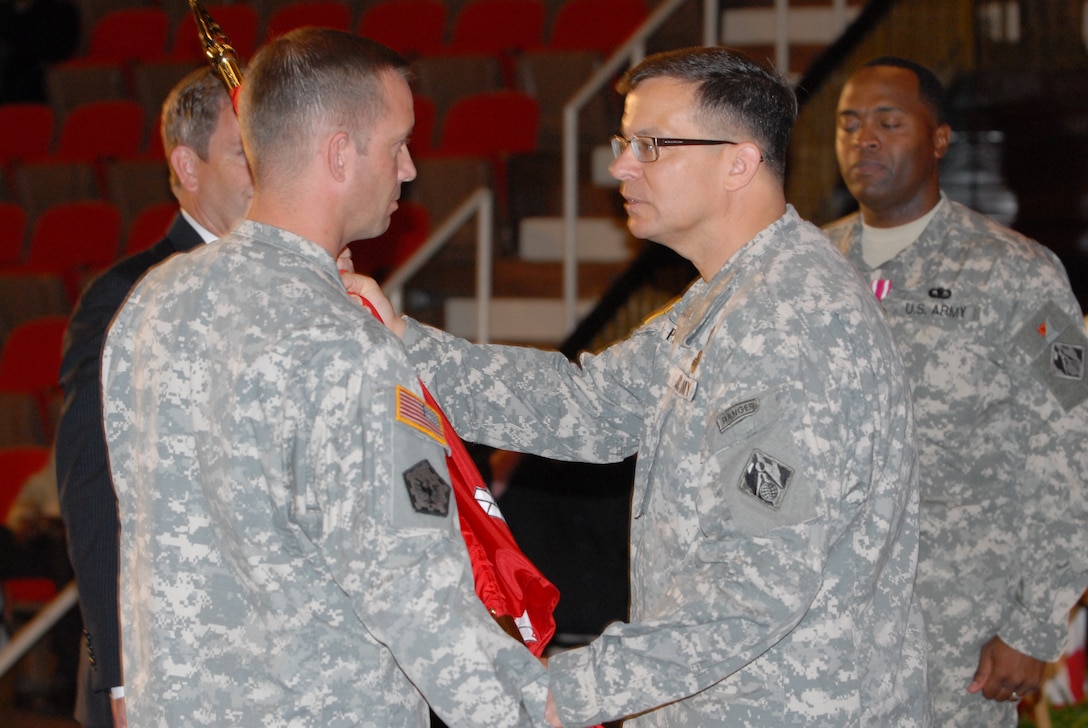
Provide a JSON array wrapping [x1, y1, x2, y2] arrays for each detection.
[[56, 213, 204, 708]]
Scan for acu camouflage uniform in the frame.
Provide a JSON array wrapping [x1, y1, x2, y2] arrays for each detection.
[[102, 220, 550, 727], [403, 208, 931, 726], [826, 198, 1088, 727]]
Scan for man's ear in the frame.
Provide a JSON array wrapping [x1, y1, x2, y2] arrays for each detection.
[[934, 123, 952, 161], [169, 145, 199, 192], [723, 142, 763, 191], [327, 131, 351, 183]]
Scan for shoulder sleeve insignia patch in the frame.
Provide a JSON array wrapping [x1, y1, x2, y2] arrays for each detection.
[[1013, 301, 1088, 411], [395, 385, 447, 447], [738, 449, 794, 510], [1051, 342, 1085, 381], [403, 460, 451, 517]]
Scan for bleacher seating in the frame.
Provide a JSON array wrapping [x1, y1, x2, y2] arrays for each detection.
[[169, 3, 261, 62], [0, 202, 28, 266], [547, 0, 649, 53], [124, 201, 177, 256], [263, 0, 352, 41], [0, 104, 54, 179], [0, 0, 644, 358], [357, 0, 447, 58], [24, 201, 122, 301], [0, 317, 67, 447], [79, 7, 171, 65], [445, 0, 546, 56]]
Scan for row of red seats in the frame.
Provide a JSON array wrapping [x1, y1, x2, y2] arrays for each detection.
[[0, 199, 174, 267], [41, 0, 633, 136], [0, 100, 150, 167], [0, 88, 539, 172], [69, 0, 648, 65], [0, 88, 538, 241], [0, 194, 432, 281], [0, 196, 437, 328], [0, 200, 164, 305]]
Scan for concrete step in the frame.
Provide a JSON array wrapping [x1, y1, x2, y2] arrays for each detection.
[[444, 296, 596, 345], [518, 216, 633, 262]]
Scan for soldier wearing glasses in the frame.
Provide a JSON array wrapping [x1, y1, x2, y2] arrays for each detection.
[[361, 46, 930, 726]]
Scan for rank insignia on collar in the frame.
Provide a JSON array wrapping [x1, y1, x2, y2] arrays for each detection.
[[403, 460, 451, 516], [395, 385, 447, 447], [738, 449, 794, 510]]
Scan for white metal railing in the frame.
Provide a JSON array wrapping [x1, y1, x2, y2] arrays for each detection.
[[383, 187, 494, 344], [0, 581, 78, 679]]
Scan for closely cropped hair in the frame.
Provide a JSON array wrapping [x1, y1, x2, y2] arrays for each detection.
[[862, 56, 949, 126], [617, 46, 797, 180], [161, 67, 233, 191], [239, 28, 409, 180]]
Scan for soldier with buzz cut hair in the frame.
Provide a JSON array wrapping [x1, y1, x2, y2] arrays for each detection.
[[101, 28, 550, 727], [826, 56, 1088, 727]]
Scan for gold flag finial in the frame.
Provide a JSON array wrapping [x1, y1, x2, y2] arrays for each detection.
[[188, 0, 244, 95]]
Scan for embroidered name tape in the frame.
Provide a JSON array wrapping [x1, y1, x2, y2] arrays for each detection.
[[395, 385, 447, 447]]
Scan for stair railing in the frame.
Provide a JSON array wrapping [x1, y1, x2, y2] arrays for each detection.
[[0, 581, 78, 680], [384, 187, 494, 343]]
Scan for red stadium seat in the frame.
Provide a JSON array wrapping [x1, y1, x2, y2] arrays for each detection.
[[124, 202, 177, 255], [0, 202, 28, 266], [547, 0, 648, 54], [0, 104, 54, 170], [53, 100, 145, 163], [264, 1, 352, 41], [0, 447, 51, 517], [0, 318, 67, 442], [446, 0, 545, 56], [169, 3, 260, 61], [436, 91, 540, 157], [435, 91, 540, 213], [82, 8, 170, 64], [25, 201, 122, 299], [357, 0, 446, 58]]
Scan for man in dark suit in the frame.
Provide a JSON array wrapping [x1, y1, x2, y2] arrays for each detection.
[[55, 66, 252, 728]]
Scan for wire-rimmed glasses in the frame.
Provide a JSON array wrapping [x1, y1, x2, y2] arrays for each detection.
[[610, 134, 739, 163]]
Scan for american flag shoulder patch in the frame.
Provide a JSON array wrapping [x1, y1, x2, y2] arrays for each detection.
[[395, 385, 447, 447]]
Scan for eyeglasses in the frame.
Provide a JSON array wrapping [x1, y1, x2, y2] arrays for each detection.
[[610, 134, 738, 163]]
